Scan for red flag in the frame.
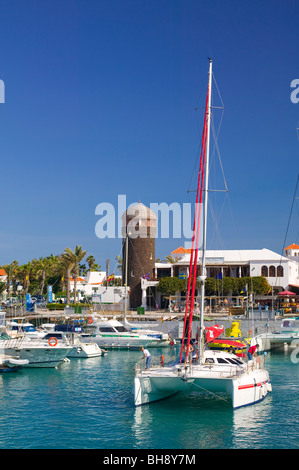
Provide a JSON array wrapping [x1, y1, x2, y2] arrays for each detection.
[[205, 324, 224, 343]]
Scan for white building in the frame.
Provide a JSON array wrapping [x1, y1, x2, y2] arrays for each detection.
[[69, 271, 106, 298], [0, 269, 7, 282], [139, 244, 299, 308], [69, 271, 124, 301], [170, 246, 299, 293]]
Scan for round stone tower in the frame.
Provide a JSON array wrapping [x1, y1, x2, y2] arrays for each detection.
[[122, 202, 156, 308]]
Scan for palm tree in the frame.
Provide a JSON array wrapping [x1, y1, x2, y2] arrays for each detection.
[[1, 261, 18, 296], [115, 255, 122, 274], [86, 255, 96, 271], [32, 257, 53, 296], [58, 255, 74, 305], [165, 255, 176, 264], [0, 282, 6, 297], [18, 262, 32, 295], [60, 246, 87, 304]]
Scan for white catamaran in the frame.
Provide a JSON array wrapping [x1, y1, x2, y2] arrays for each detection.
[[134, 59, 272, 408]]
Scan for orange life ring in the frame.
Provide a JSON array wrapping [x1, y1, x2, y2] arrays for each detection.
[[87, 317, 93, 324], [48, 337, 58, 347]]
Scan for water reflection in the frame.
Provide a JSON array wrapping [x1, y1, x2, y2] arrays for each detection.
[[132, 393, 234, 449]]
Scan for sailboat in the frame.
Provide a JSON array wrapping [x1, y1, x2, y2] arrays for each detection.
[[134, 59, 272, 408]]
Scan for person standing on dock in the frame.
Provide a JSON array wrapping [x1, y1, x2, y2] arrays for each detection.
[[141, 347, 151, 370]]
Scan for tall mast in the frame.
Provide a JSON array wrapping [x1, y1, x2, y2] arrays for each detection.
[[124, 232, 128, 321], [198, 58, 213, 362]]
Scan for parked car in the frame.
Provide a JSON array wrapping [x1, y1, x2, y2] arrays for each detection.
[[35, 300, 47, 308], [4, 298, 22, 307]]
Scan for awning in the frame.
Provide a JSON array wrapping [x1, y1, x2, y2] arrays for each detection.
[[278, 290, 296, 296]]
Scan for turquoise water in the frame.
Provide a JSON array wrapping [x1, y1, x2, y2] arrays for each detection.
[[0, 347, 298, 449]]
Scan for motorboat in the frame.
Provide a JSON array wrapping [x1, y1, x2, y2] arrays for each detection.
[[0, 330, 72, 368], [133, 59, 272, 408], [80, 318, 169, 349], [52, 324, 106, 357], [67, 339, 105, 358], [122, 318, 175, 348], [256, 318, 299, 351], [6, 322, 44, 339]]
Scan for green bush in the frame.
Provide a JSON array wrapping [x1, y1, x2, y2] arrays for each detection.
[[47, 303, 65, 310]]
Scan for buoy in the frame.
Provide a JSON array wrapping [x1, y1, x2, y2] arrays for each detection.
[[48, 337, 58, 347]]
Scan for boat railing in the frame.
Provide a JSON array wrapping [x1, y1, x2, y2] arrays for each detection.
[[0, 334, 72, 349], [134, 350, 265, 377], [134, 351, 178, 373], [0, 336, 27, 349]]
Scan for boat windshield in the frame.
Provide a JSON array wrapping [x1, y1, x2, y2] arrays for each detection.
[[99, 327, 116, 333], [24, 326, 36, 332], [43, 333, 64, 340], [114, 326, 128, 333]]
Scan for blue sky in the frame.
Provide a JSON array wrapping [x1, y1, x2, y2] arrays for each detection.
[[0, 0, 298, 272]]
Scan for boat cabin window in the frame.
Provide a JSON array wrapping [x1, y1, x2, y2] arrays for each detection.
[[114, 326, 128, 332], [217, 358, 229, 364], [99, 327, 116, 333], [205, 358, 215, 363], [43, 333, 64, 339], [226, 358, 243, 365]]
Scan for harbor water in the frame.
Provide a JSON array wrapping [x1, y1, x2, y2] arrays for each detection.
[[0, 346, 298, 449]]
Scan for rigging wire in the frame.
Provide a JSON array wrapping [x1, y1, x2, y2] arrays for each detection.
[[280, 172, 299, 257]]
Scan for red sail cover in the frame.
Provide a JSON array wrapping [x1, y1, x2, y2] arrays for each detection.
[[205, 324, 224, 343]]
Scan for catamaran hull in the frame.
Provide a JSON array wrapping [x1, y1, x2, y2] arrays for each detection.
[[134, 368, 271, 409]]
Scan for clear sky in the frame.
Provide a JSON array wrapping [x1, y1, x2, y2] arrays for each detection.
[[0, 0, 298, 273]]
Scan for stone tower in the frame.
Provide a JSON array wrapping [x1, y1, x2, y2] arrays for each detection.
[[122, 202, 156, 308]]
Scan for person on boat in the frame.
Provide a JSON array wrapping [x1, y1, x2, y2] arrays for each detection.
[[141, 347, 151, 370], [247, 343, 259, 360]]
